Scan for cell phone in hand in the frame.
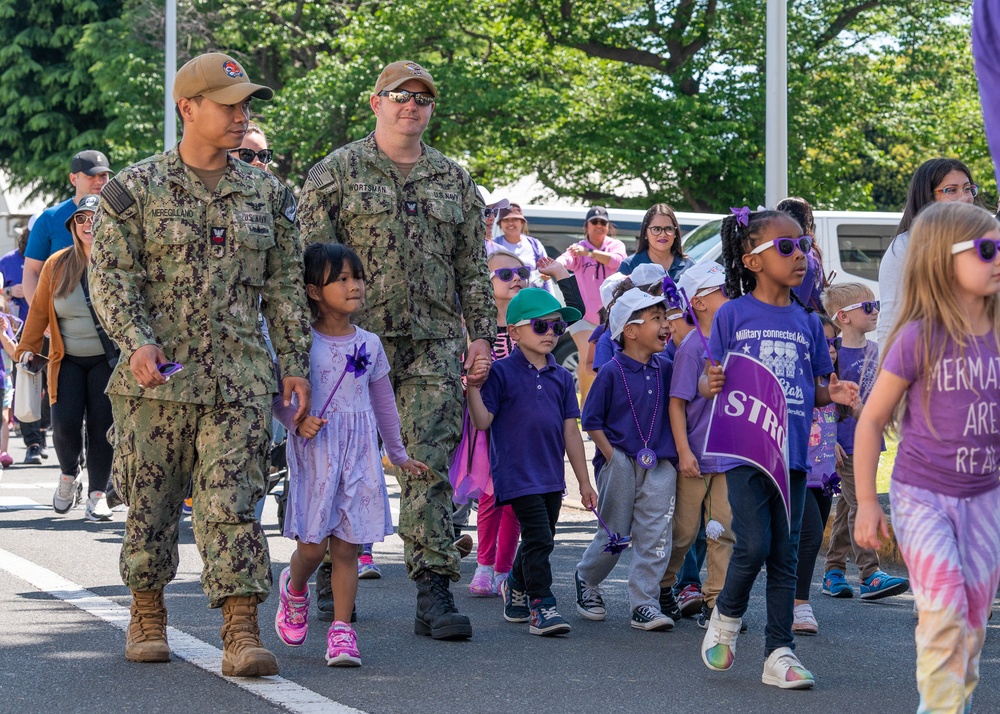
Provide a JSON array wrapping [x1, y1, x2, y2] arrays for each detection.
[[19, 354, 49, 375]]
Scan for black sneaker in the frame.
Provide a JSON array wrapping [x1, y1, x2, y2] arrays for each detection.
[[23, 445, 42, 465], [698, 605, 748, 633], [631, 605, 674, 631], [529, 597, 571, 636], [501, 575, 530, 623], [574, 571, 606, 621], [658, 586, 681, 621], [315, 562, 357, 623]]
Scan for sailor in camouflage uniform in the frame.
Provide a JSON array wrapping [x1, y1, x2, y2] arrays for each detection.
[[297, 61, 495, 640], [90, 53, 312, 676]]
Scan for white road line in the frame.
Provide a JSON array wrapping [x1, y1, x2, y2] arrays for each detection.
[[0, 547, 366, 714]]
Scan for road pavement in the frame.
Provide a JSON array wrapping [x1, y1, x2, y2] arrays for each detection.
[[1, 436, 997, 714]]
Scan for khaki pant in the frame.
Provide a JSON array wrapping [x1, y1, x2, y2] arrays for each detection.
[[660, 471, 734, 609], [111, 393, 272, 608], [824, 453, 879, 580]]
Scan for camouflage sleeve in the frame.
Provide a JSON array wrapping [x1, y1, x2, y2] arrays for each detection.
[[297, 159, 341, 245], [90, 175, 158, 357], [263, 183, 311, 381], [453, 174, 495, 343]]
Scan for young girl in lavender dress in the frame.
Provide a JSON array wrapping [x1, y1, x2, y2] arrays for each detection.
[[273, 243, 426, 667], [855, 202, 1000, 712]]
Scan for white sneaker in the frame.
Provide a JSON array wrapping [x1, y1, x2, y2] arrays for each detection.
[[53, 473, 82, 514], [701, 606, 741, 671], [85, 491, 113, 522], [761, 646, 815, 689], [791, 603, 818, 635]]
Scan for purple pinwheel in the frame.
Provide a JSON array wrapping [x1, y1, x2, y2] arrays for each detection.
[[730, 206, 750, 227], [661, 274, 683, 310], [304, 342, 370, 444], [590, 507, 631, 555], [821, 473, 842, 498]]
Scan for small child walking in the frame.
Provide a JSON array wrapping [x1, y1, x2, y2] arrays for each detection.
[[822, 282, 909, 600], [575, 287, 679, 631], [273, 243, 426, 667], [855, 202, 1000, 712], [701, 209, 859, 689], [467, 288, 597, 636]]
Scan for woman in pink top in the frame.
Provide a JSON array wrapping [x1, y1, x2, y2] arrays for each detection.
[[557, 206, 626, 406]]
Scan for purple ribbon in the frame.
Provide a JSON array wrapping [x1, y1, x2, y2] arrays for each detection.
[[304, 342, 370, 445], [730, 206, 750, 227], [589, 507, 631, 554]]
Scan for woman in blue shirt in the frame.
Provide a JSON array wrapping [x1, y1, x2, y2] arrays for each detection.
[[619, 204, 694, 281]]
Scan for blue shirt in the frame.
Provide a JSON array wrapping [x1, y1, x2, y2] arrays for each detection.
[[0, 249, 27, 318], [480, 347, 580, 502], [582, 351, 676, 475], [836, 340, 883, 454], [619, 252, 694, 281], [25, 198, 75, 262], [708, 293, 834, 473]]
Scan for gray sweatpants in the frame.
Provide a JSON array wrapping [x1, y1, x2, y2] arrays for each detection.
[[576, 448, 677, 611]]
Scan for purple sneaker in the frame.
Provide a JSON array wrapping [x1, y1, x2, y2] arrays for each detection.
[[325, 622, 361, 667], [274, 566, 310, 647]]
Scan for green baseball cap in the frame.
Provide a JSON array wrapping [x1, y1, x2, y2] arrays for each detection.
[[505, 287, 582, 325]]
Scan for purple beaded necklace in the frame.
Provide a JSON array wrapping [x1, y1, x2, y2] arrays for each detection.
[[612, 357, 660, 468]]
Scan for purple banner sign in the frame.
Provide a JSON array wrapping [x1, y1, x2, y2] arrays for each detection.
[[704, 352, 792, 532]]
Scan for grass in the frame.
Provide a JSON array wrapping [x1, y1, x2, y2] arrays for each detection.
[[876, 436, 897, 494]]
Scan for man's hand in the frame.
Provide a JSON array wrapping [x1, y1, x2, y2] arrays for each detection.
[[129, 344, 168, 389], [282, 376, 311, 425], [464, 339, 492, 387]]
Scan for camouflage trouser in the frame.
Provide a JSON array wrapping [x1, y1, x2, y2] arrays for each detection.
[[109, 393, 272, 608], [382, 336, 465, 581]]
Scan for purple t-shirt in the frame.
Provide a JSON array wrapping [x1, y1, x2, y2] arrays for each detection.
[[670, 331, 722, 473], [882, 322, 1000, 499], [582, 351, 676, 475], [0, 250, 27, 319], [837, 340, 880, 454], [480, 346, 580, 502], [807, 403, 838, 488], [708, 293, 835, 473]]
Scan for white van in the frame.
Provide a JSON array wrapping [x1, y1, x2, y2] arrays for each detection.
[[682, 211, 903, 300]]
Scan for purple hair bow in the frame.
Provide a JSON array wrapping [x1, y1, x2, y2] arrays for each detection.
[[730, 206, 750, 227]]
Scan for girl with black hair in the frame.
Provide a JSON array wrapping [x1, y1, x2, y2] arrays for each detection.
[[698, 209, 859, 689]]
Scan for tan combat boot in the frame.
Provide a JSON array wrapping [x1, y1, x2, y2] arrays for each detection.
[[125, 589, 171, 662], [220, 595, 279, 677]]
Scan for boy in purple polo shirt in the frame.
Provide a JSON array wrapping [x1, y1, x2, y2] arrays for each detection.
[[467, 288, 597, 636], [663, 262, 736, 627], [821, 283, 909, 600], [575, 287, 678, 631]]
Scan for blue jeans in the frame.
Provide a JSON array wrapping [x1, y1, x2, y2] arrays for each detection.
[[675, 518, 707, 591], [715, 465, 807, 656]]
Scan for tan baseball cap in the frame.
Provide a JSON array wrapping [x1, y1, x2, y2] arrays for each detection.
[[373, 61, 437, 98], [172, 52, 273, 104]]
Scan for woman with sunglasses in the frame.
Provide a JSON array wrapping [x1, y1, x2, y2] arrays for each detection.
[[493, 204, 551, 292], [620, 204, 694, 281], [557, 207, 627, 406], [878, 158, 980, 349], [16, 195, 117, 522], [229, 122, 274, 171]]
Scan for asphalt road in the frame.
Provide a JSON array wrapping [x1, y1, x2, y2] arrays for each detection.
[[1, 437, 997, 714]]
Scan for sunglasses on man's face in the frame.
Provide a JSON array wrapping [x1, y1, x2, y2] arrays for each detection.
[[841, 300, 880, 315], [73, 213, 95, 225], [230, 148, 274, 164], [378, 89, 435, 106], [749, 235, 812, 257], [520, 318, 568, 337], [952, 237, 1000, 263], [826, 336, 843, 350], [493, 266, 531, 282]]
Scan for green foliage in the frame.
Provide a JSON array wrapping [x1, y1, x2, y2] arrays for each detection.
[[0, 0, 991, 214]]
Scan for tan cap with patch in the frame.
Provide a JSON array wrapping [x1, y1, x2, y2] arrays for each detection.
[[373, 61, 438, 98], [172, 52, 273, 104]]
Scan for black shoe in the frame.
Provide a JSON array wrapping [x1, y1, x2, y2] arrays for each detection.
[[415, 572, 472, 640], [39, 444, 49, 460], [315, 562, 357, 623], [23, 445, 42, 465], [658, 587, 681, 622]]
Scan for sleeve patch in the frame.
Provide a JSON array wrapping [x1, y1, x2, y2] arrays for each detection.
[[281, 187, 297, 223], [101, 178, 136, 217], [308, 162, 335, 191]]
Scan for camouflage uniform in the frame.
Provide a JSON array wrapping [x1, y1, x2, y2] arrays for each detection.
[[298, 133, 495, 581], [90, 149, 311, 607]]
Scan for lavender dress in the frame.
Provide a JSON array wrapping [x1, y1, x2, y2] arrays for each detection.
[[282, 327, 395, 545]]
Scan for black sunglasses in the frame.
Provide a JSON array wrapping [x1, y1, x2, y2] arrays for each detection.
[[493, 267, 531, 282], [231, 148, 274, 164], [826, 336, 843, 350], [378, 89, 435, 106], [527, 318, 567, 336]]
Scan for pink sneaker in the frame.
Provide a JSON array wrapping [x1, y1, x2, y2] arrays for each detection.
[[325, 622, 361, 667], [469, 566, 494, 597], [492, 571, 509, 596], [274, 566, 310, 646], [0, 452, 12, 468]]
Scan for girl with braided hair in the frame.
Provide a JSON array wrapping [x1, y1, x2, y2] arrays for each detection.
[[698, 208, 860, 689]]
